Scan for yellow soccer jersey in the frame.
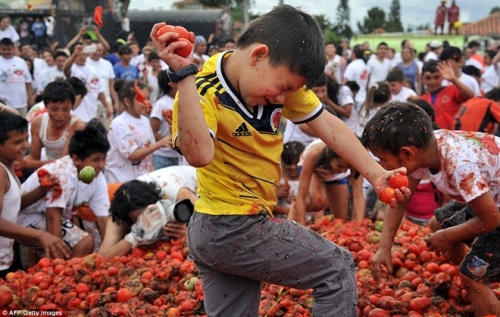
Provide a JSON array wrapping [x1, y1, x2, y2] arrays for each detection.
[[172, 52, 323, 216]]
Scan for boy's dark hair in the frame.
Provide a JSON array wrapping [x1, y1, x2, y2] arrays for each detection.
[[485, 88, 500, 102], [157, 70, 173, 96], [65, 77, 88, 98], [114, 78, 127, 94], [109, 180, 163, 224], [467, 40, 480, 49], [386, 67, 405, 82], [43, 80, 76, 105], [314, 73, 328, 87], [418, 52, 426, 62], [361, 101, 434, 156], [281, 141, 305, 165], [409, 99, 435, 121], [148, 51, 159, 62], [462, 65, 481, 78], [86, 118, 107, 136], [422, 60, 439, 74], [485, 50, 496, 60], [344, 81, 360, 93], [364, 82, 391, 111], [315, 146, 341, 170], [0, 38, 14, 47], [54, 51, 68, 59], [377, 42, 388, 49], [235, 5, 326, 89], [326, 77, 340, 105], [439, 46, 462, 62], [68, 125, 110, 160], [119, 80, 148, 104], [0, 112, 28, 144], [353, 45, 364, 59], [117, 45, 132, 55], [223, 38, 235, 46]]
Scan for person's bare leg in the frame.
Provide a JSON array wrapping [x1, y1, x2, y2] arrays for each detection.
[[461, 275, 500, 316], [325, 183, 348, 220], [71, 235, 94, 258]]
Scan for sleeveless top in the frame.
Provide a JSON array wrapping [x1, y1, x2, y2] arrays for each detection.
[[0, 162, 21, 270], [397, 61, 419, 90], [39, 113, 77, 160], [326, 55, 343, 84]]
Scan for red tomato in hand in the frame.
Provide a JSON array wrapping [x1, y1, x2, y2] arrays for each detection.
[[174, 26, 189, 40], [156, 25, 176, 39], [175, 38, 193, 58], [389, 172, 409, 189], [380, 187, 396, 204]]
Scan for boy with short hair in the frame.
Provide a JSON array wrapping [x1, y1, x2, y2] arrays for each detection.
[[152, 5, 406, 316], [17, 125, 111, 256], [114, 45, 139, 80], [386, 67, 417, 102], [420, 60, 473, 130], [362, 102, 500, 316], [0, 112, 70, 275]]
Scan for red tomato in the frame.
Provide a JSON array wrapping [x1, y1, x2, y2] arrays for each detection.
[[390, 173, 409, 189], [368, 308, 391, 317], [174, 26, 189, 40], [380, 187, 396, 204], [409, 296, 431, 312], [156, 25, 176, 39], [174, 38, 193, 58], [75, 283, 90, 295], [0, 286, 13, 307], [116, 288, 132, 303], [38, 257, 52, 267], [107, 266, 119, 276]]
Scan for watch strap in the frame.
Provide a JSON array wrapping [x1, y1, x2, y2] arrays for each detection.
[[167, 64, 199, 83]]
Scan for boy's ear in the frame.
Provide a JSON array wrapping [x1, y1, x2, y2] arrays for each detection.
[[249, 44, 270, 66], [398, 146, 415, 162]]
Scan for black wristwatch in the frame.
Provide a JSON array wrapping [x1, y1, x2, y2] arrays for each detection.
[[167, 64, 199, 83]]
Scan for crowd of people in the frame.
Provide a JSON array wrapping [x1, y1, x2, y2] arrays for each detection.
[[1, 3, 500, 315]]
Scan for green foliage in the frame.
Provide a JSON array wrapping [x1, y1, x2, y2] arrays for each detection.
[[386, 0, 403, 32], [314, 14, 333, 32], [199, 0, 230, 7], [357, 7, 387, 34], [491, 6, 500, 14], [335, 0, 353, 39]]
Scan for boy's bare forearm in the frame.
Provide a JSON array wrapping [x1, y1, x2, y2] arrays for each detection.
[[176, 78, 214, 166]]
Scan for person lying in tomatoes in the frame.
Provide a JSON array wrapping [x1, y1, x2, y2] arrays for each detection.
[[98, 165, 198, 257]]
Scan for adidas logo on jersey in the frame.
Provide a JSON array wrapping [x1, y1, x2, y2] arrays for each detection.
[[232, 123, 252, 137]]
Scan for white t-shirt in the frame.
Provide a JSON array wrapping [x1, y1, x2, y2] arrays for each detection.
[[150, 94, 179, 158], [367, 58, 392, 86], [391, 86, 417, 102], [86, 57, 115, 102], [481, 65, 499, 94], [0, 56, 33, 109], [33, 58, 47, 78], [19, 156, 110, 220], [325, 54, 343, 84], [0, 25, 20, 42], [105, 111, 156, 183], [137, 166, 198, 205], [411, 130, 500, 205], [70, 63, 104, 122], [0, 163, 21, 270], [336, 86, 357, 133], [442, 73, 481, 97], [147, 68, 159, 103], [35, 65, 65, 95], [424, 51, 439, 62], [283, 120, 318, 147], [343, 59, 369, 105]]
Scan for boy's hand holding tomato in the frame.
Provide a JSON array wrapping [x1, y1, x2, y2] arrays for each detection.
[[150, 23, 196, 71], [371, 169, 411, 208]]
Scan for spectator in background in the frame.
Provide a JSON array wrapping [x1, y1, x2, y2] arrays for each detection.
[[193, 35, 209, 68], [425, 40, 443, 62], [107, 40, 124, 65], [343, 45, 369, 108], [387, 68, 417, 102], [31, 17, 46, 50], [222, 38, 235, 51], [325, 42, 344, 84], [448, 0, 460, 35], [128, 41, 141, 67], [113, 45, 139, 80], [0, 38, 34, 117], [43, 17, 55, 42], [440, 46, 482, 97], [20, 43, 46, 78], [434, 0, 447, 35], [396, 47, 421, 94], [465, 40, 485, 70], [0, 15, 20, 51], [481, 50, 499, 94], [144, 51, 162, 104], [367, 42, 392, 86], [462, 64, 482, 91], [18, 18, 30, 47]]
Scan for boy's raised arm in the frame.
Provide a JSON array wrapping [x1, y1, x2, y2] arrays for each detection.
[[151, 23, 214, 167]]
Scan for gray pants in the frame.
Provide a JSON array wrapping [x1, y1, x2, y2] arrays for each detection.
[[187, 212, 358, 317]]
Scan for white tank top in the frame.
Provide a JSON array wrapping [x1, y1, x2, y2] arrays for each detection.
[[326, 54, 343, 84], [39, 113, 77, 160], [0, 162, 21, 270]]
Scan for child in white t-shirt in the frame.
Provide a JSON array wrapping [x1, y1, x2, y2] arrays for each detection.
[[387, 67, 418, 102], [105, 80, 171, 183]]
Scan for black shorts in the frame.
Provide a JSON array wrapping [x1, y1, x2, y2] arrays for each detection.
[[435, 200, 500, 283]]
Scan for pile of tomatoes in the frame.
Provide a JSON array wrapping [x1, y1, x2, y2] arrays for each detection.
[[0, 217, 497, 316]]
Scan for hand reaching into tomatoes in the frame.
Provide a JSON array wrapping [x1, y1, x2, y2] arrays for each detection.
[[37, 231, 71, 259], [150, 23, 196, 71], [425, 230, 453, 257], [370, 247, 394, 281]]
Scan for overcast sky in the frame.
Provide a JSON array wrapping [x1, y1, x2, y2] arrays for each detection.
[[129, 0, 494, 32]]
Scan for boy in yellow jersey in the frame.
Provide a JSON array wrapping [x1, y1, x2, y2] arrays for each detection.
[[152, 5, 408, 317]]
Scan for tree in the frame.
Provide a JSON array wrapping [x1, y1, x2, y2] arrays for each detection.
[[278, 0, 284, 5], [357, 7, 387, 34], [491, 6, 500, 14], [314, 14, 333, 33], [386, 0, 403, 32], [199, 0, 229, 7], [334, 0, 353, 39]]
